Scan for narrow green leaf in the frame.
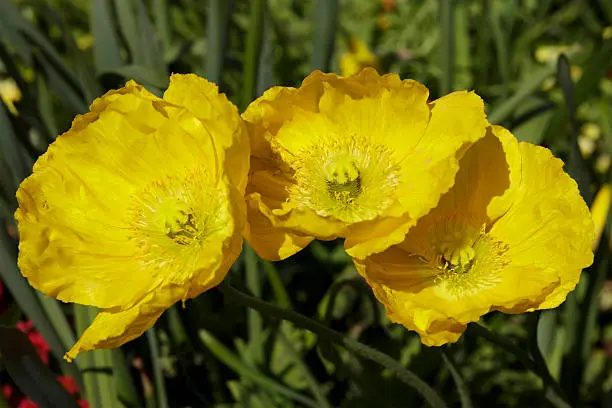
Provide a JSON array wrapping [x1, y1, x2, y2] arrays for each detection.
[[198, 329, 319, 408], [241, 0, 266, 111], [0, 101, 30, 188], [488, 4, 510, 92], [256, 10, 274, 97], [453, 0, 471, 90], [0, 327, 80, 408], [36, 53, 88, 114], [221, 283, 448, 408], [206, 0, 234, 84], [35, 73, 59, 141], [146, 329, 169, 408], [113, 0, 143, 63], [439, 0, 455, 94], [111, 349, 141, 408], [527, 313, 570, 406], [557, 54, 592, 204], [488, 65, 556, 124], [91, 0, 124, 75], [166, 306, 190, 346], [153, 0, 173, 61], [35, 293, 76, 361], [135, 0, 166, 74], [310, 0, 339, 71], [262, 261, 292, 309], [74, 305, 119, 408], [543, 39, 612, 145]]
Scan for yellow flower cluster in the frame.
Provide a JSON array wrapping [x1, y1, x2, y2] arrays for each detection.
[[15, 68, 594, 360]]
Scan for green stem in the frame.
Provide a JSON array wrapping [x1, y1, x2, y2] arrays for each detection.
[[468, 323, 570, 408], [441, 349, 473, 408], [220, 283, 448, 408]]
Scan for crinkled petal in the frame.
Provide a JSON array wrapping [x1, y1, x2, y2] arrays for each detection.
[[164, 74, 249, 193], [65, 284, 182, 362]]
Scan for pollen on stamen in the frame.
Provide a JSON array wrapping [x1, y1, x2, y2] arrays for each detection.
[[289, 133, 400, 224], [126, 167, 228, 283]]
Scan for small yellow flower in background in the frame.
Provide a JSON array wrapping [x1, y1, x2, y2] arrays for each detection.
[[76, 32, 94, 50], [578, 123, 601, 158], [354, 126, 594, 346], [534, 44, 581, 64], [591, 184, 611, 250], [596, 154, 611, 174], [15, 74, 249, 361], [0, 77, 22, 115], [339, 39, 380, 77], [243, 68, 488, 261], [603, 26, 612, 40]]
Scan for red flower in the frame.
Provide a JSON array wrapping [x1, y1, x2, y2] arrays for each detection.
[[0, 280, 4, 301], [17, 398, 38, 408], [2, 384, 13, 399], [16, 321, 51, 365], [77, 399, 90, 408], [57, 376, 79, 395]]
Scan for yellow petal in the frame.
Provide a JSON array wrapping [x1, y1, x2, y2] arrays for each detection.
[[16, 76, 248, 358], [488, 130, 594, 309], [354, 124, 594, 345], [65, 285, 182, 362], [244, 68, 487, 260], [164, 74, 249, 193]]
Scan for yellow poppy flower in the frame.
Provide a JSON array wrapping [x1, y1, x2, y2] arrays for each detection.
[[15, 74, 248, 361], [354, 126, 594, 346], [243, 68, 488, 260]]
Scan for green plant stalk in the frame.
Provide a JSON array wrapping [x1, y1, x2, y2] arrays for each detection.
[[241, 0, 266, 111], [243, 242, 263, 345], [468, 323, 570, 408], [262, 261, 292, 309], [198, 329, 319, 408], [146, 329, 169, 408], [441, 349, 473, 408], [277, 328, 332, 408], [527, 313, 570, 404], [220, 283, 448, 408]]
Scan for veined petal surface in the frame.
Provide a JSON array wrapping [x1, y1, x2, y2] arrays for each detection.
[[243, 68, 488, 260], [15, 75, 248, 360], [355, 126, 594, 346]]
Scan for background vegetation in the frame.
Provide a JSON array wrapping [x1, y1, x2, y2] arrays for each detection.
[[0, 0, 611, 407]]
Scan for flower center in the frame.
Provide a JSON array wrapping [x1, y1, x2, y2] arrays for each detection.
[[128, 167, 228, 282], [288, 133, 400, 224], [323, 156, 362, 204], [412, 214, 510, 298]]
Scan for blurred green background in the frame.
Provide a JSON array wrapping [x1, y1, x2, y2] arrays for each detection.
[[0, 0, 611, 407]]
